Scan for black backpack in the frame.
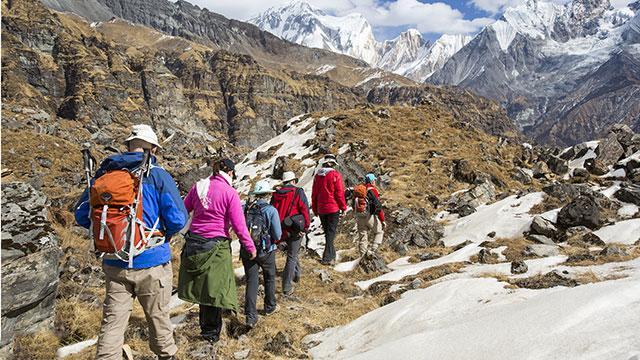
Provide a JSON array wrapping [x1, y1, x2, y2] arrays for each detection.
[[245, 202, 271, 252]]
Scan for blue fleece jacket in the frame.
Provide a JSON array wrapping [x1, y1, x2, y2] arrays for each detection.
[[244, 199, 282, 253], [75, 152, 188, 269]]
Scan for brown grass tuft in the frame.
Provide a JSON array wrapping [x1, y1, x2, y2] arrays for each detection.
[[13, 330, 60, 360]]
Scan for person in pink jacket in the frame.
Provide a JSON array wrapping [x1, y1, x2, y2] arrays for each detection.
[[179, 158, 256, 344]]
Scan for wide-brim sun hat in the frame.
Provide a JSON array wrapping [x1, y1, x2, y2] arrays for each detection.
[[321, 154, 337, 166], [252, 180, 275, 195], [281, 171, 298, 183], [124, 124, 162, 149]]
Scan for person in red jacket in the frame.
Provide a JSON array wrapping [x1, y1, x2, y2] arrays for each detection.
[[354, 173, 386, 256], [270, 171, 310, 295], [311, 154, 347, 265]]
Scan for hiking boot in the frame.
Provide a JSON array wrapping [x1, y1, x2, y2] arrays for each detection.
[[320, 259, 335, 266], [283, 288, 295, 296], [264, 305, 278, 316], [246, 318, 258, 328], [202, 334, 220, 344]]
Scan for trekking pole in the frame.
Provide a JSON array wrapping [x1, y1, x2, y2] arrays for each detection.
[[81, 144, 96, 192]]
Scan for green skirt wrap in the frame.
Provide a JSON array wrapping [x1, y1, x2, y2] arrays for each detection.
[[177, 238, 238, 311]]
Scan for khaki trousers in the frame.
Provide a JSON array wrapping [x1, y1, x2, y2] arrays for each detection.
[[356, 214, 384, 256], [96, 262, 176, 359]]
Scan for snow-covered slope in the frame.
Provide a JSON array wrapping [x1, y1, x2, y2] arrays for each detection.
[[248, 1, 470, 82]]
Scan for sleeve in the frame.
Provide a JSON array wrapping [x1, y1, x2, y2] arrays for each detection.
[[183, 185, 196, 213], [268, 207, 282, 243], [311, 175, 319, 215], [297, 188, 311, 229], [335, 172, 347, 212], [228, 193, 257, 253], [74, 188, 91, 229], [157, 169, 189, 237]]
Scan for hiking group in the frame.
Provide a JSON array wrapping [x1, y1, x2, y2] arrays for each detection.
[[74, 124, 385, 359]]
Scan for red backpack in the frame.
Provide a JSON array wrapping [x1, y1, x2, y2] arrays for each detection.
[[89, 153, 163, 267]]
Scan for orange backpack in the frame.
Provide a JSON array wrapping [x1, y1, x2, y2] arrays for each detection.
[[89, 157, 163, 267], [353, 184, 369, 214]]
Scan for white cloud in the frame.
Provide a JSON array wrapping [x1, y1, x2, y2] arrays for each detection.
[[187, 0, 494, 35]]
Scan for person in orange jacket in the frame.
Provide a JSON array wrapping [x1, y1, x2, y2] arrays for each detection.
[[311, 154, 347, 265]]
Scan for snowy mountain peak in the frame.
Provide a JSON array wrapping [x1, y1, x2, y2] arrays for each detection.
[[248, 1, 380, 64]]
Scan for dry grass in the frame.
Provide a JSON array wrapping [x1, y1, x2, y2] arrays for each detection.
[[528, 194, 566, 214], [482, 237, 537, 262], [562, 244, 640, 266], [55, 298, 103, 345], [13, 330, 60, 360]]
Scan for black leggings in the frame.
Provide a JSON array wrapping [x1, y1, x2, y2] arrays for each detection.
[[320, 212, 340, 262]]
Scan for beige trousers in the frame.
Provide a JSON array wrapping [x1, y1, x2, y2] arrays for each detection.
[[356, 214, 384, 256], [96, 262, 176, 360]]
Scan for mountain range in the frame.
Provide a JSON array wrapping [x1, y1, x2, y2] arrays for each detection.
[[249, 0, 640, 146], [248, 2, 471, 82]]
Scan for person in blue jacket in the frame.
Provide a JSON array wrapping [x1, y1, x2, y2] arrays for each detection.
[[75, 124, 187, 360], [242, 180, 282, 328]]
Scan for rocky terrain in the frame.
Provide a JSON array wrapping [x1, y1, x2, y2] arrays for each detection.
[[2, 0, 640, 358]]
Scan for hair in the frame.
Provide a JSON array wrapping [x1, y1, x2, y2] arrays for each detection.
[[209, 157, 222, 174]]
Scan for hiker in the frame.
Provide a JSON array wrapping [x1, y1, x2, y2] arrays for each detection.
[[74, 124, 188, 360], [311, 154, 347, 265], [178, 158, 257, 343], [242, 180, 282, 327], [271, 171, 310, 295], [353, 173, 386, 256]]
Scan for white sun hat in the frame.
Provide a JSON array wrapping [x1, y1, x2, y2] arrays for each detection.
[[281, 171, 298, 183], [252, 180, 275, 195], [124, 124, 162, 149]]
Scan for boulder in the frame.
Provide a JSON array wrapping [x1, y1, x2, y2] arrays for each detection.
[[359, 253, 390, 274], [526, 234, 556, 245], [563, 226, 591, 241], [512, 168, 532, 185], [511, 260, 528, 274], [546, 155, 569, 175], [530, 216, 558, 239], [446, 180, 496, 209], [610, 124, 636, 150], [1, 182, 61, 348], [388, 208, 444, 249], [477, 248, 499, 264], [613, 184, 640, 206], [571, 168, 590, 181], [532, 161, 551, 179], [587, 134, 624, 175], [454, 203, 476, 217], [556, 195, 602, 230], [599, 245, 628, 257], [524, 244, 560, 257], [578, 232, 606, 247]]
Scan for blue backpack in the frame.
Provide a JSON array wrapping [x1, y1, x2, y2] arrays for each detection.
[[245, 202, 271, 252]]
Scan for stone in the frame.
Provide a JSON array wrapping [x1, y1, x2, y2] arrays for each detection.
[[418, 252, 441, 261], [546, 155, 569, 175], [526, 234, 556, 245], [487, 231, 497, 238], [566, 252, 597, 263], [1, 182, 61, 348], [572, 167, 590, 181], [610, 124, 635, 150], [613, 184, 640, 206], [375, 108, 390, 118], [409, 278, 423, 289], [388, 208, 444, 249], [477, 248, 498, 264], [578, 233, 606, 247], [532, 161, 551, 179], [233, 349, 251, 360], [264, 331, 294, 356], [446, 180, 496, 209], [512, 168, 532, 185], [455, 203, 476, 217], [524, 244, 560, 257], [313, 269, 332, 283], [511, 260, 528, 274], [359, 253, 390, 274], [557, 195, 602, 230], [563, 226, 591, 241], [599, 245, 628, 257], [587, 133, 624, 175], [530, 216, 558, 239], [512, 270, 578, 289], [452, 159, 478, 184]]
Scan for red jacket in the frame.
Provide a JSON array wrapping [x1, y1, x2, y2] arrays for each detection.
[[271, 185, 310, 241], [366, 184, 385, 222], [312, 168, 347, 215]]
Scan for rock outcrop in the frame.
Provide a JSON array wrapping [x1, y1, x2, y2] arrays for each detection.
[[1, 182, 61, 349]]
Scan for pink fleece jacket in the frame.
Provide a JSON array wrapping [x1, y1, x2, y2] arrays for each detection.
[[184, 175, 256, 253]]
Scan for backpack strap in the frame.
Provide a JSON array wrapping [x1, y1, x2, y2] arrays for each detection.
[[284, 187, 301, 218]]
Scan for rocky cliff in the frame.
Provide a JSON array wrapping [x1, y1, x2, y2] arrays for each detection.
[[1, 182, 61, 350]]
